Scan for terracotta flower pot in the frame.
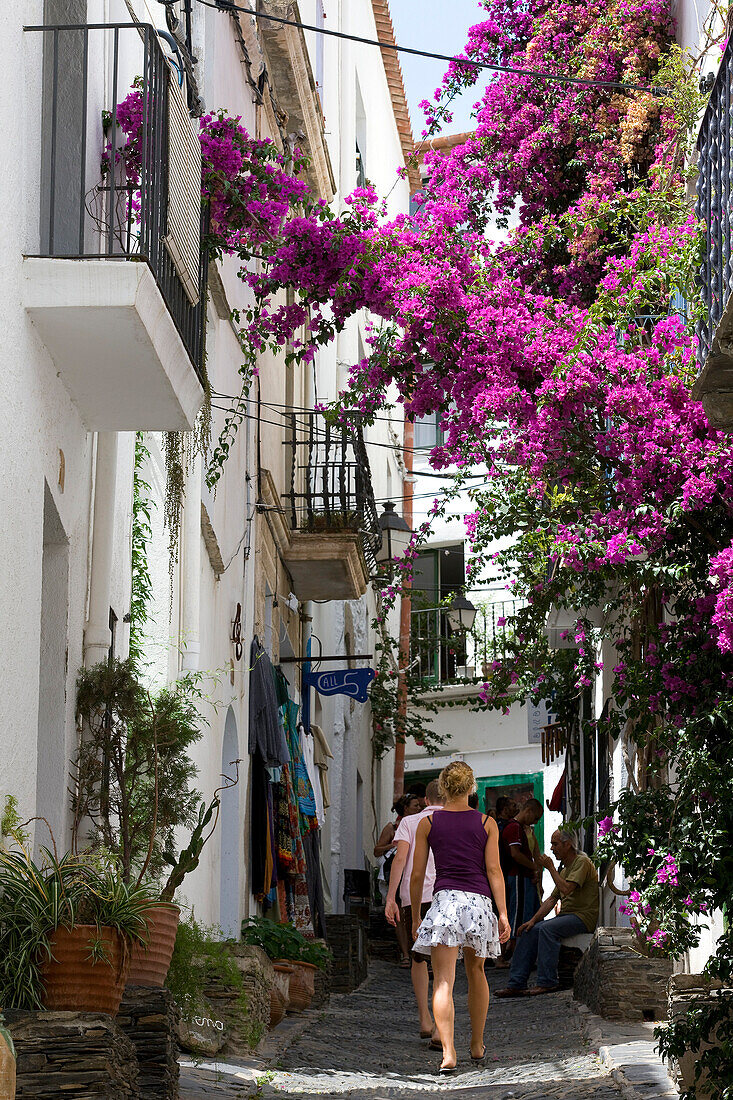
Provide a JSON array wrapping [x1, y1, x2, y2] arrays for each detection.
[[41, 925, 131, 1015], [0, 1028, 15, 1100], [286, 961, 316, 1013], [127, 903, 180, 987], [270, 963, 293, 1028]]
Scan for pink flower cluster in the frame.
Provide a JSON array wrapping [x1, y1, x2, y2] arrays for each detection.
[[108, 0, 733, 676]]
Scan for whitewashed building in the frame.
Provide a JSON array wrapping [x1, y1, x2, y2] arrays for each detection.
[[1, 0, 415, 936]]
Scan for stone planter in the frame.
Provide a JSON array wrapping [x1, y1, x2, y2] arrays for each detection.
[[41, 925, 130, 1015], [668, 973, 733, 1094], [127, 903, 180, 988], [7, 1011, 138, 1098], [210, 945, 272, 1054], [118, 986, 179, 1100], [324, 914, 368, 993], [285, 961, 316, 1013], [573, 927, 673, 1022], [270, 964, 292, 1028], [0, 1027, 15, 1100]]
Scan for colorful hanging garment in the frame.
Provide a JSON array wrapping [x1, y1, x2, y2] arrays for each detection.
[[281, 696, 318, 836], [274, 760, 306, 876]]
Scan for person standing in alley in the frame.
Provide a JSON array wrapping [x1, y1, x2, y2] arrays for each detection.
[[377, 793, 422, 966], [495, 829, 599, 997], [384, 780, 444, 1037], [410, 762, 510, 1075], [494, 795, 517, 967], [501, 799, 544, 949]]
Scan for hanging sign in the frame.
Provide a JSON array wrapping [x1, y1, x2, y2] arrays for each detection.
[[528, 699, 550, 745], [303, 667, 376, 703]]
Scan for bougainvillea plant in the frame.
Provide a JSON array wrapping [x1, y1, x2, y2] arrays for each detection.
[[109, 0, 733, 1086]]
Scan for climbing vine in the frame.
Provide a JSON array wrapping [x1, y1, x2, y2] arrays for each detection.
[[129, 433, 155, 665]]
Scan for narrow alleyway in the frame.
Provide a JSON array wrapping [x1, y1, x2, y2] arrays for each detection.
[[179, 959, 636, 1099], [255, 960, 624, 1098]]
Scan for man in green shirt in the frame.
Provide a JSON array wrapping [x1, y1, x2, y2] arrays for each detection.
[[495, 830, 599, 997]]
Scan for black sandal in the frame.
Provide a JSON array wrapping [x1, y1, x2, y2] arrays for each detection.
[[438, 1064, 457, 1076], [469, 1047, 486, 1065]]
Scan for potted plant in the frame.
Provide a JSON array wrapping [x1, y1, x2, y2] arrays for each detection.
[[0, 842, 150, 1015], [241, 918, 330, 1014], [73, 659, 236, 987]]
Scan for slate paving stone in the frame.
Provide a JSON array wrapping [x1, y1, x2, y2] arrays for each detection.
[[252, 959, 628, 1099]]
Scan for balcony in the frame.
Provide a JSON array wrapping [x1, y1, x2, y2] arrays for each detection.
[[694, 41, 733, 428], [282, 415, 381, 601], [23, 23, 207, 431], [410, 599, 523, 689]]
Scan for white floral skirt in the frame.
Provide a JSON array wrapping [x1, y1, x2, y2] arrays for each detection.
[[413, 889, 501, 959]]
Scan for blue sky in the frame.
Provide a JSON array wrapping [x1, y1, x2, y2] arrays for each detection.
[[389, 0, 488, 136]]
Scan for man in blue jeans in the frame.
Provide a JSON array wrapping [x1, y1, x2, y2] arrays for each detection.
[[495, 829, 599, 997]]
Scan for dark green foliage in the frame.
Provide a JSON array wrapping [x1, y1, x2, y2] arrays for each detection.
[[166, 916, 245, 1017], [73, 658, 202, 887], [240, 917, 331, 969], [129, 433, 155, 665]]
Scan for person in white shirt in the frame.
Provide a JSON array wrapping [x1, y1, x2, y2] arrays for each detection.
[[385, 779, 444, 1044]]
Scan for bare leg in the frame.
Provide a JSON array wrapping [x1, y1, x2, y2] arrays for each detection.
[[431, 945, 459, 1069], [463, 947, 489, 1057], [411, 958, 433, 1034]]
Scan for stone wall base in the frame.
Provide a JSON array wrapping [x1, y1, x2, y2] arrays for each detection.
[[7, 1010, 139, 1099], [573, 927, 673, 1021], [558, 945, 584, 990], [668, 973, 733, 1093], [312, 959, 332, 1009], [325, 914, 369, 993], [204, 944, 272, 1055], [118, 986, 179, 1100]]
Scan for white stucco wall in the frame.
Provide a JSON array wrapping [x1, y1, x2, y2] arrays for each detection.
[[0, 3, 139, 854], [302, 0, 410, 910], [404, 696, 564, 860]]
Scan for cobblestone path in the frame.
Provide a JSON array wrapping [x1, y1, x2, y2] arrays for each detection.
[[257, 960, 626, 1099]]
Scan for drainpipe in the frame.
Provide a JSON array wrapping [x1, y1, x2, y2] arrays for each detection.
[[180, 453, 201, 671], [393, 418, 414, 802], [84, 432, 119, 666]]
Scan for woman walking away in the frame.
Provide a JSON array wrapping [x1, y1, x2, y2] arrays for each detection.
[[376, 793, 422, 966], [410, 762, 510, 1075]]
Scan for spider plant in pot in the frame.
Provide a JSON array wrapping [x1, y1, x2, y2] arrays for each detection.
[[0, 841, 150, 1014], [73, 658, 238, 986]]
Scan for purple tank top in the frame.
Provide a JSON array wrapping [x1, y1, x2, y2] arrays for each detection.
[[427, 809, 492, 898]]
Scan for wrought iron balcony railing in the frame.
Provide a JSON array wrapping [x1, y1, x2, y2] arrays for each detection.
[[410, 599, 524, 686], [283, 414, 382, 568], [696, 45, 733, 370], [26, 22, 208, 381]]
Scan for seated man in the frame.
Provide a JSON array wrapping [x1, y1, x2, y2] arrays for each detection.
[[495, 829, 598, 997]]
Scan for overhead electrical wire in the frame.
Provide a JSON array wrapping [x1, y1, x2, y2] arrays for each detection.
[[211, 388, 457, 433], [192, 0, 669, 95], [208, 400, 491, 469]]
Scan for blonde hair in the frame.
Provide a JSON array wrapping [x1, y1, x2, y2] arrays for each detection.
[[438, 761, 476, 801]]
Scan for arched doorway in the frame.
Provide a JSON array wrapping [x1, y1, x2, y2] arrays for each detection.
[[219, 707, 241, 938]]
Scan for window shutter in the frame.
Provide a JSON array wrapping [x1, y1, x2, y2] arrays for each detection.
[[163, 74, 202, 305]]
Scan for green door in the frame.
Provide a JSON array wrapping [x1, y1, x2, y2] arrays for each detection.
[[476, 772, 544, 850]]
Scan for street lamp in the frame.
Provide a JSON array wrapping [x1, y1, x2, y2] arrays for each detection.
[[375, 502, 411, 566], [447, 592, 477, 633]]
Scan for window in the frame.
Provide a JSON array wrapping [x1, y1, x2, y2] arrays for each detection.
[[414, 412, 444, 450], [356, 141, 367, 188]]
